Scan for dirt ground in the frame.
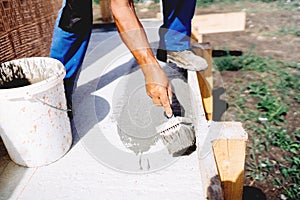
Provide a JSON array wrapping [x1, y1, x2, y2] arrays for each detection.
[[94, 1, 299, 61], [199, 2, 299, 63], [137, 1, 299, 62]]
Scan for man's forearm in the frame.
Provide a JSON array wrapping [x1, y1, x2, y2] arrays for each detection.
[[110, 0, 157, 66], [110, 0, 173, 116]]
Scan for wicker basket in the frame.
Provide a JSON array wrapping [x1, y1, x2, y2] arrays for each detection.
[[0, 0, 62, 63]]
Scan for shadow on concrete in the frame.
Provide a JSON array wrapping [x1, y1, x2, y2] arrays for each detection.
[[70, 58, 140, 146], [0, 137, 27, 200], [205, 169, 266, 200], [211, 49, 243, 121], [213, 87, 228, 121], [92, 22, 116, 32], [172, 142, 197, 157], [207, 175, 223, 200]]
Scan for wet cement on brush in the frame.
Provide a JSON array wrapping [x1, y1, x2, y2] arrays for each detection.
[[0, 63, 31, 89]]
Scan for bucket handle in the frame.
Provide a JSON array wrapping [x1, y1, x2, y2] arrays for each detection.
[[25, 93, 71, 112]]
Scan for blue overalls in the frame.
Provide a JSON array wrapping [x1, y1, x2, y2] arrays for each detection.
[[159, 0, 196, 51], [50, 0, 92, 104], [50, 0, 92, 80], [50, 0, 92, 111]]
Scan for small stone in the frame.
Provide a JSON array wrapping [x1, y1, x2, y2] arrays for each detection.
[[257, 36, 266, 41], [260, 163, 267, 167], [270, 160, 277, 164], [258, 117, 268, 122], [280, 194, 287, 200]]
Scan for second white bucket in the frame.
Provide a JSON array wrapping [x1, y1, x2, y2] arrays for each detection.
[[0, 57, 72, 167]]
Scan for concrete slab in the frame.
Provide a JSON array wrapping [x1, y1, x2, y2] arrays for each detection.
[[0, 20, 205, 199]]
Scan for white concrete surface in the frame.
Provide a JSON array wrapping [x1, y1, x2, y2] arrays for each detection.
[[0, 20, 205, 200], [5, 144, 203, 200]]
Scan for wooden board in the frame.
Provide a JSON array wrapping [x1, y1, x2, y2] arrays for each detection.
[[213, 139, 247, 200], [192, 12, 246, 35], [191, 43, 213, 121], [211, 122, 248, 200]]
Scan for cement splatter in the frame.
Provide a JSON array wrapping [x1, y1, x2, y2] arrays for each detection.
[[138, 152, 151, 171]]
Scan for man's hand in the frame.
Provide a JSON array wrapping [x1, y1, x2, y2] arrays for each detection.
[[141, 63, 173, 117]]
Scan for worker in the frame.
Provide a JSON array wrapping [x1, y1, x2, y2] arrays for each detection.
[[51, 0, 207, 118], [51, 0, 172, 118]]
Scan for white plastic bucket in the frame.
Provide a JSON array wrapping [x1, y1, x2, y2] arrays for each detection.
[[0, 57, 72, 167]]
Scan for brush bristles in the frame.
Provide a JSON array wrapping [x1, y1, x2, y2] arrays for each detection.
[[156, 117, 193, 135], [160, 120, 195, 154]]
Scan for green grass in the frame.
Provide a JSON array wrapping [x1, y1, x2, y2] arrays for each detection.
[[264, 27, 300, 37], [213, 51, 300, 199], [214, 49, 274, 72], [278, 28, 300, 37]]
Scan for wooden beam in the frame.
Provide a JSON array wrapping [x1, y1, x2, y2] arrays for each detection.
[[192, 11, 246, 35], [191, 42, 213, 121], [191, 11, 246, 43], [211, 122, 248, 200], [213, 139, 247, 200]]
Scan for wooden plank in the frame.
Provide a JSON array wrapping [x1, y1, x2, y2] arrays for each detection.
[[191, 42, 213, 121], [213, 139, 247, 200], [192, 12, 246, 35], [210, 122, 248, 200]]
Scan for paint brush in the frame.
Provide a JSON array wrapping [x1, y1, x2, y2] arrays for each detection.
[[156, 112, 195, 155]]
